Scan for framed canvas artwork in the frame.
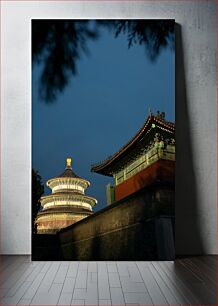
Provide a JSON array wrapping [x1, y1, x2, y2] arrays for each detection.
[[32, 19, 175, 260]]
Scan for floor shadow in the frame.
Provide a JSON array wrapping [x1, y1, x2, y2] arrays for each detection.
[[175, 24, 205, 255]]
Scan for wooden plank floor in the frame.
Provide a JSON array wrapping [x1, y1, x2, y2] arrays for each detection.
[[0, 256, 216, 305]]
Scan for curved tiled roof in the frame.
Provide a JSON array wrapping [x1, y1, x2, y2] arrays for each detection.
[[91, 113, 175, 174]]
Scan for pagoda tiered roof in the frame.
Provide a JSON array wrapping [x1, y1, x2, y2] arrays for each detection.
[[40, 193, 97, 207], [36, 158, 98, 234], [47, 158, 90, 189], [57, 167, 80, 178], [91, 112, 175, 176], [37, 205, 93, 216]]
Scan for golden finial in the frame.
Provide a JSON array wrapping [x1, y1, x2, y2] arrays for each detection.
[[66, 157, 72, 168]]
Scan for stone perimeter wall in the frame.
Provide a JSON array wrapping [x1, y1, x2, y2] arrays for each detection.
[[32, 184, 175, 260]]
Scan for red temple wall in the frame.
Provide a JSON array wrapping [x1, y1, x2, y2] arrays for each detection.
[[115, 159, 175, 201]]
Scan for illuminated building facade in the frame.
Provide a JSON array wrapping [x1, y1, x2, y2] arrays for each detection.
[[36, 158, 97, 233], [91, 111, 175, 204]]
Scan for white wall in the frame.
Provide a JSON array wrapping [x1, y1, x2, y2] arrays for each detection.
[[1, 1, 217, 254]]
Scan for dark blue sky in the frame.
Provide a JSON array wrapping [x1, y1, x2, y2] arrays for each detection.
[[32, 23, 175, 212]]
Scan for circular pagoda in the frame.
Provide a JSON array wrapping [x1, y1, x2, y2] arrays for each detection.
[[35, 158, 97, 234]]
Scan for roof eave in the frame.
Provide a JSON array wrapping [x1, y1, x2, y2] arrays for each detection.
[[91, 115, 175, 174]]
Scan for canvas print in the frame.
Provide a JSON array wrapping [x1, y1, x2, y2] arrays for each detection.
[[32, 19, 175, 260]]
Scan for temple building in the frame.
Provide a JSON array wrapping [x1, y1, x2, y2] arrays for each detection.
[[91, 111, 175, 204], [33, 113, 176, 260], [35, 158, 97, 234]]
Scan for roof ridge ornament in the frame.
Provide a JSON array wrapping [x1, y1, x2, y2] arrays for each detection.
[[148, 107, 152, 116], [156, 110, 165, 120]]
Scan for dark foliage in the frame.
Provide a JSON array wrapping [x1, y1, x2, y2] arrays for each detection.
[[112, 20, 174, 60], [32, 20, 98, 101], [32, 19, 174, 102], [32, 169, 44, 234]]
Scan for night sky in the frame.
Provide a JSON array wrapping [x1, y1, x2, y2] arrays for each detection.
[[32, 22, 175, 212]]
